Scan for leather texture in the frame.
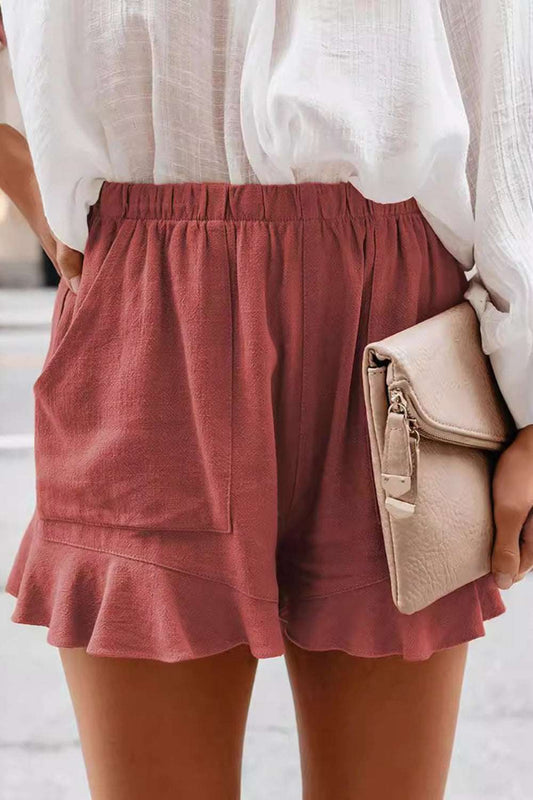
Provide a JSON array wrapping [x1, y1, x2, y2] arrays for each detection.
[[362, 301, 516, 614]]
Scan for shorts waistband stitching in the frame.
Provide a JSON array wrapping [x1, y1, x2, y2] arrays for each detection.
[[92, 210, 423, 223]]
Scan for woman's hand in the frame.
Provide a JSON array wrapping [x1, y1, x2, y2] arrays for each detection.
[[491, 424, 533, 589], [0, 123, 83, 292]]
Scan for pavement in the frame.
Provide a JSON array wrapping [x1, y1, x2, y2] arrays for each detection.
[[0, 287, 532, 800]]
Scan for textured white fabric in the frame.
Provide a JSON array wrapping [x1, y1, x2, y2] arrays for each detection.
[[1, 1, 532, 426]]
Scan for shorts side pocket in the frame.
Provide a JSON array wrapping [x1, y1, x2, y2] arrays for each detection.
[[34, 217, 234, 535]]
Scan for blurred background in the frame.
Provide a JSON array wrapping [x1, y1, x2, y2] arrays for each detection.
[[1, 32, 533, 800]]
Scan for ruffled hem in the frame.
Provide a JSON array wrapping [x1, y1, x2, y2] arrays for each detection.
[[5, 516, 285, 662], [279, 572, 506, 662], [6, 515, 506, 663]]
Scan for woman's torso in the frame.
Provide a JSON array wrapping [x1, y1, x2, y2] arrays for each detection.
[[2, 0, 475, 260]]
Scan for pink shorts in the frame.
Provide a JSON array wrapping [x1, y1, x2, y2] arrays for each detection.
[[6, 180, 505, 662]]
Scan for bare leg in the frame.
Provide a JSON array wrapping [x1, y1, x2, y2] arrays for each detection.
[[59, 644, 258, 800], [283, 635, 468, 800]]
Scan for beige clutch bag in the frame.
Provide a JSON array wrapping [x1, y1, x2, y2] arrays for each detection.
[[362, 301, 516, 614]]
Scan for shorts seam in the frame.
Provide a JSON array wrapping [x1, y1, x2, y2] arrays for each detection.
[[280, 204, 306, 527], [41, 535, 279, 604], [283, 575, 391, 602], [224, 218, 236, 532], [39, 515, 231, 534]]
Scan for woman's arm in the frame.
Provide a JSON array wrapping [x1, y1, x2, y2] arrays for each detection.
[[472, 2, 533, 589], [0, 123, 57, 263], [0, 125, 83, 293], [0, 9, 82, 291], [442, 0, 533, 589]]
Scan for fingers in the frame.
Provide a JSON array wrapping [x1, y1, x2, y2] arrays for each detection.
[[492, 428, 533, 590], [517, 510, 533, 581], [492, 502, 524, 588], [55, 241, 83, 293]]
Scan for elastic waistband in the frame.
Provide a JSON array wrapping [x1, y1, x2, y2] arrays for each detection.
[[92, 181, 421, 223]]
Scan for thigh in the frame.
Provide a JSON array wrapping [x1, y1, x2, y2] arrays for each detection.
[[283, 636, 468, 800], [60, 644, 258, 800]]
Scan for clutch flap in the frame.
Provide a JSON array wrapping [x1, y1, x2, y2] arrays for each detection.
[[363, 302, 515, 449]]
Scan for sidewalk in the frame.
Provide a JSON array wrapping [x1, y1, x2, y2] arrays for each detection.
[[1, 288, 532, 800]]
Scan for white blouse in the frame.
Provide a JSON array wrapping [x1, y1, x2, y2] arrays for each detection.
[[1, 1, 532, 428]]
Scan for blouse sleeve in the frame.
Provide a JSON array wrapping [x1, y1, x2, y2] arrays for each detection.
[[442, 0, 533, 429]]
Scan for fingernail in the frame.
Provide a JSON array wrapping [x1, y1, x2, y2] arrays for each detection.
[[69, 275, 80, 294], [494, 572, 513, 589]]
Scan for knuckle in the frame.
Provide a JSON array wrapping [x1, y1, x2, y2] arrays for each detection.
[[494, 498, 527, 517], [492, 546, 520, 573], [498, 544, 519, 558], [493, 524, 521, 546], [493, 545, 520, 559]]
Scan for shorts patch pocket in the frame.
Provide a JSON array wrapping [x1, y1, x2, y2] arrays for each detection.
[[34, 217, 234, 534]]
